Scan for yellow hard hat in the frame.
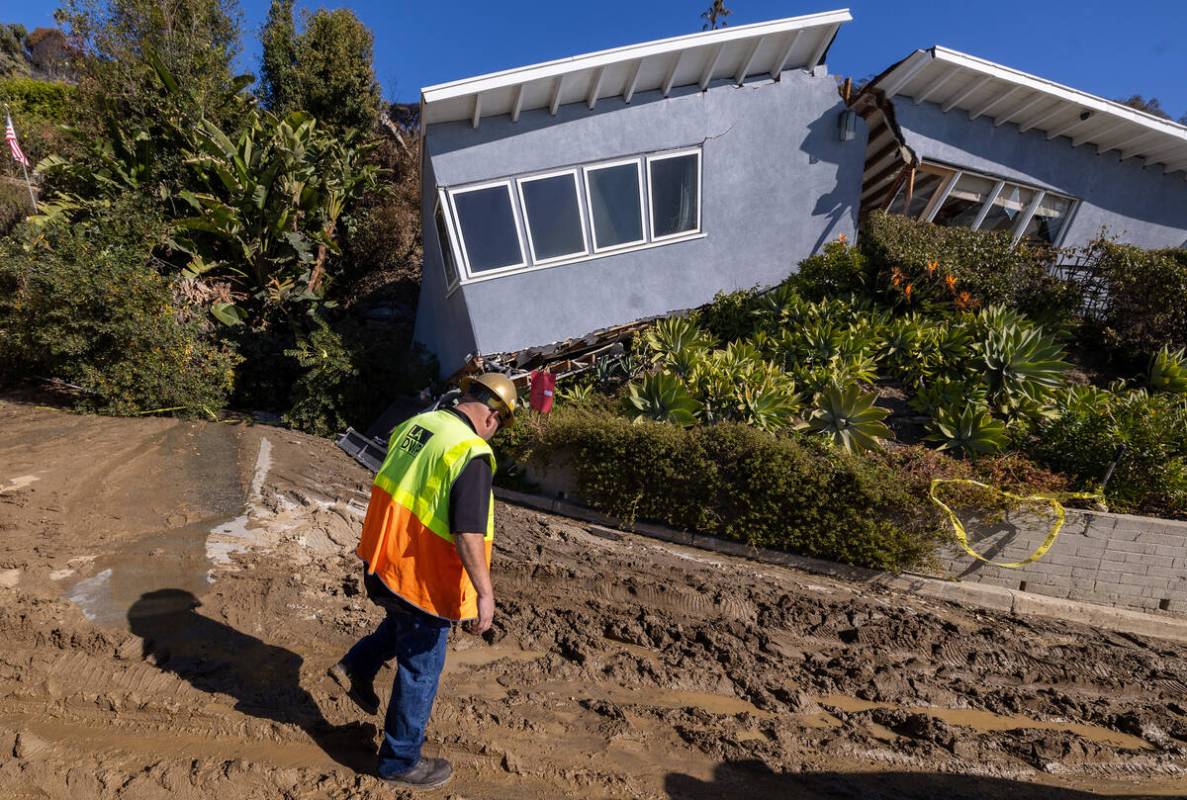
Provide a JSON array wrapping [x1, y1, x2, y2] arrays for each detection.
[[463, 372, 518, 424]]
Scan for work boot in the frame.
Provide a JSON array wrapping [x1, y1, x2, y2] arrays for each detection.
[[327, 660, 380, 715], [381, 757, 453, 790]]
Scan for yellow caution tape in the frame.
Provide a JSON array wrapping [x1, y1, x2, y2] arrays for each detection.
[[929, 478, 1104, 569]]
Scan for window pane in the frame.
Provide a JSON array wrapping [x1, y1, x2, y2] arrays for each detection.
[[520, 173, 585, 261], [587, 162, 644, 249], [979, 183, 1035, 233], [932, 173, 995, 228], [649, 154, 699, 238], [452, 185, 523, 272], [1022, 194, 1073, 245], [888, 167, 949, 218], [434, 204, 459, 286]]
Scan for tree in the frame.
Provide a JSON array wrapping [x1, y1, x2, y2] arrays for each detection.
[[259, 3, 379, 134], [259, 0, 297, 112], [24, 28, 73, 78], [59, 0, 248, 133], [700, 1, 731, 31]]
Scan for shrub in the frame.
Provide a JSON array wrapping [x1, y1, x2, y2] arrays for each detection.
[[499, 408, 941, 571], [860, 211, 1079, 323], [1073, 239, 1187, 362], [0, 77, 76, 121], [795, 237, 871, 299], [1028, 386, 1187, 518], [0, 201, 238, 416]]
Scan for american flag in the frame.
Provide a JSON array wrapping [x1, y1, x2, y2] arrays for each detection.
[[5, 113, 29, 168]]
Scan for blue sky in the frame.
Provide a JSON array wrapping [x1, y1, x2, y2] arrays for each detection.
[[9, 1, 1187, 116]]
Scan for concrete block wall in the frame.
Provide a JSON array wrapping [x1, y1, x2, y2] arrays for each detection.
[[932, 509, 1187, 615]]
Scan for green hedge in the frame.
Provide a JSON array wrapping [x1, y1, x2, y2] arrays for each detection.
[[860, 211, 1079, 322], [498, 408, 942, 572], [0, 77, 76, 121]]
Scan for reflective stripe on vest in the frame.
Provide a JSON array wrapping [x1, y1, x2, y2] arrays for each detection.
[[355, 410, 496, 621]]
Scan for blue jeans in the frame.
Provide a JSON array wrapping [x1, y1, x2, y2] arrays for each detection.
[[342, 585, 451, 777]]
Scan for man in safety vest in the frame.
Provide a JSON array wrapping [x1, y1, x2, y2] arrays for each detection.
[[328, 372, 517, 790]]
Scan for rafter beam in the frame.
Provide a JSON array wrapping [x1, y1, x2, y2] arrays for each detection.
[[509, 84, 524, 122], [1162, 157, 1187, 175], [805, 22, 839, 70], [880, 52, 930, 99], [1071, 118, 1127, 148], [1139, 141, 1187, 166], [549, 74, 565, 115], [699, 44, 724, 90], [470, 93, 481, 128], [1046, 113, 1098, 141], [993, 93, 1046, 127], [1097, 129, 1156, 156], [662, 52, 683, 97], [1017, 102, 1068, 133], [734, 36, 763, 85], [586, 66, 605, 109], [623, 59, 642, 104], [913, 68, 957, 105], [769, 30, 801, 80], [941, 75, 990, 113], [968, 85, 1019, 121]]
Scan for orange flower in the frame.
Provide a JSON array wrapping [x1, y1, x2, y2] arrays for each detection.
[[954, 290, 979, 310], [926, 259, 938, 275], [837, 232, 848, 243], [904, 282, 914, 301], [891, 267, 904, 287], [944, 273, 957, 293]]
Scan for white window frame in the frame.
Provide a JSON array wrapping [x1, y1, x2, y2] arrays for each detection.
[[434, 189, 462, 294], [913, 161, 1077, 247], [447, 179, 527, 279], [582, 157, 648, 253], [515, 168, 590, 266], [646, 148, 703, 242]]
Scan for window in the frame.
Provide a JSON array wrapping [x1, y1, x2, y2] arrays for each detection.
[[584, 159, 646, 251], [979, 183, 1034, 233], [888, 164, 952, 219], [434, 197, 459, 289], [517, 170, 587, 263], [931, 173, 996, 228], [1021, 193, 1073, 245], [450, 182, 525, 273], [648, 150, 701, 240], [889, 161, 1077, 247]]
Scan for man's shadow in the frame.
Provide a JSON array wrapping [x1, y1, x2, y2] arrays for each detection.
[[127, 588, 375, 773]]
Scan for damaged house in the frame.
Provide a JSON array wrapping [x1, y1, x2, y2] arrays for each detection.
[[413, 10, 866, 375], [855, 47, 1187, 249]]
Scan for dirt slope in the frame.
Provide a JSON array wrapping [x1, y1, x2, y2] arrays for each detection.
[[1, 399, 1186, 799]]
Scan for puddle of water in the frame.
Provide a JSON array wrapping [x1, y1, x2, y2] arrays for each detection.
[[604, 685, 770, 717], [816, 694, 1151, 750]]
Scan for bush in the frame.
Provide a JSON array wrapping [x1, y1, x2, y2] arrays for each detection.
[[1073, 239, 1187, 362], [795, 237, 871, 299], [1028, 387, 1187, 518], [861, 211, 1079, 323], [0, 201, 239, 416], [0, 180, 34, 237], [0, 77, 76, 121], [498, 408, 942, 571]]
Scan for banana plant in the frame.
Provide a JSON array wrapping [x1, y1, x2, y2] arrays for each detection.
[[925, 403, 1008, 458], [625, 372, 702, 426], [1150, 346, 1187, 395], [803, 382, 893, 453]]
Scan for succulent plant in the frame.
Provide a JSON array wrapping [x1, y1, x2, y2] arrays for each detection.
[[804, 382, 893, 453], [625, 372, 701, 426], [1150, 346, 1187, 395], [925, 403, 1008, 458]]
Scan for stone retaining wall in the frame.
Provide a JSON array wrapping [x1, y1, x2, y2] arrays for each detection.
[[932, 509, 1187, 615]]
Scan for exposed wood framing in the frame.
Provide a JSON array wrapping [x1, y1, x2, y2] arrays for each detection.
[[661, 52, 683, 97], [942, 75, 990, 113], [623, 59, 642, 104], [470, 94, 482, 128], [770, 30, 802, 80], [735, 37, 763, 85], [699, 44, 724, 90], [913, 68, 957, 105], [587, 66, 605, 109], [969, 85, 1019, 120], [805, 22, 839, 69], [510, 84, 525, 122], [549, 74, 566, 115], [993, 93, 1047, 127]]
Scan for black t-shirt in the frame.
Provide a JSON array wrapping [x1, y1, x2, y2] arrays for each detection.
[[443, 408, 493, 536]]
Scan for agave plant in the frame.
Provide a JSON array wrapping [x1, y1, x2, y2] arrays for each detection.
[[909, 375, 988, 418], [556, 383, 596, 406], [925, 403, 1008, 458], [640, 317, 716, 378], [976, 321, 1070, 415], [804, 383, 893, 453], [690, 343, 802, 429], [625, 372, 701, 426], [1150, 346, 1187, 395]]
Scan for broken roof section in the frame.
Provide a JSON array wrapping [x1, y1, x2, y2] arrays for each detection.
[[871, 46, 1187, 178], [420, 9, 852, 129]]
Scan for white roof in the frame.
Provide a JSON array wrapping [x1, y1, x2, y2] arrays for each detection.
[[420, 10, 852, 129], [871, 47, 1187, 178]]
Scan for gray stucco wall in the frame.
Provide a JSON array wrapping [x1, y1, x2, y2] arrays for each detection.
[[892, 100, 1187, 251], [932, 509, 1187, 615], [414, 68, 868, 374]]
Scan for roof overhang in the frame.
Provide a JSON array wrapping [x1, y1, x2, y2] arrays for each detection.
[[868, 46, 1187, 178], [420, 9, 852, 129]]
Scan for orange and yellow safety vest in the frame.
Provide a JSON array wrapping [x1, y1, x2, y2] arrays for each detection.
[[356, 409, 495, 621]]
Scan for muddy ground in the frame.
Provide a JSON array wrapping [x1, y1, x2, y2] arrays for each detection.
[[2, 399, 1187, 799]]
